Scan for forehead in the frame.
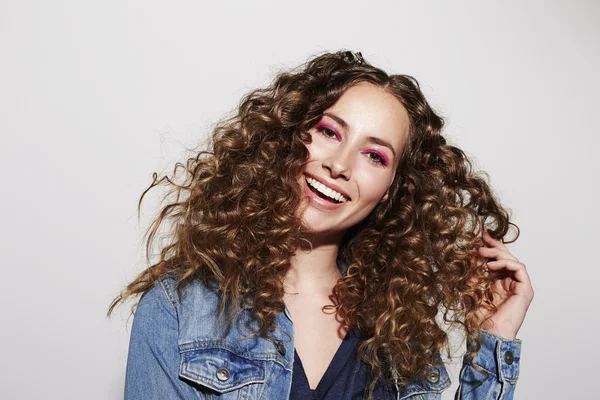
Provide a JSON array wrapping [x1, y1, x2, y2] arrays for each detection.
[[325, 82, 410, 153]]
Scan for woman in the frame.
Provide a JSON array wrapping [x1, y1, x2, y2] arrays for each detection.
[[110, 50, 533, 399]]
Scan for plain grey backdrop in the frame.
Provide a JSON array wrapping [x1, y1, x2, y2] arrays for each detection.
[[1, 1, 598, 399]]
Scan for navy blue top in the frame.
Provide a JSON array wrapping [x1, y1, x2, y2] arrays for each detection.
[[290, 329, 394, 400]]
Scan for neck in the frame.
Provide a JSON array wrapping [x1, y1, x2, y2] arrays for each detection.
[[284, 232, 344, 295]]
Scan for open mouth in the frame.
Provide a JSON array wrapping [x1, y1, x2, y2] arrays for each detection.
[[305, 176, 347, 204]]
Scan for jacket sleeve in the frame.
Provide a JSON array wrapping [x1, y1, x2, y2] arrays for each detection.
[[455, 330, 522, 400], [124, 281, 199, 400]]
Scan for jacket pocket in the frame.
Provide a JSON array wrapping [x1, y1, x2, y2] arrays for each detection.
[[179, 346, 267, 399]]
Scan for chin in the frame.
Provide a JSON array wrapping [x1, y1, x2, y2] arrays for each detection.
[[300, 214, 350, 239]]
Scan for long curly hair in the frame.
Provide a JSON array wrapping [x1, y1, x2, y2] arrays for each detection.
[[109, 50, 518, 398]]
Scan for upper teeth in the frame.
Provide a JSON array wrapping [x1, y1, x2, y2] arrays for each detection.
[[306, 177, 347, 202]]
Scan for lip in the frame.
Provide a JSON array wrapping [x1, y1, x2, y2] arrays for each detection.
[[302, 175, 349, 211], [304, 173, 351, 201]]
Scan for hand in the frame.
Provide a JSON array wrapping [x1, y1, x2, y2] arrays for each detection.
[[474, 229, 534, 340]]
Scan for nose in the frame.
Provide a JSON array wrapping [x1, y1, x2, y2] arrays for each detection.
[[322, 147, 352, 180]]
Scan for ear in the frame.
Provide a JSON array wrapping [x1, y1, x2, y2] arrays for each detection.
[[379, 191, 389, 204]]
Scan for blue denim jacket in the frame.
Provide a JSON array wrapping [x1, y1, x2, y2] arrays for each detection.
[[125, 276, 522, 399]]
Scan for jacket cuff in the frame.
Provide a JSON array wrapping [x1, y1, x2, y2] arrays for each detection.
[[466, 330, 522, 381]]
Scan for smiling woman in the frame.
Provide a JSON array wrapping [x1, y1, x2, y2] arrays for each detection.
[[297, 82, 409, 241], [109, 50, 533, 400]]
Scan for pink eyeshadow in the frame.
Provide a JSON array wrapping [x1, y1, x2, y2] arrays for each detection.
[[314, 122, 340, 140], [364, 148, 389, 165]]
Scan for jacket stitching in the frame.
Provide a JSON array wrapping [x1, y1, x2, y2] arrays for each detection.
[[179, 342, 293, 372], [159, 277, 179, 308]]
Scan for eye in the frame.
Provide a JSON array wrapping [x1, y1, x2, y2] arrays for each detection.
[[317, 126, 339, 140], [365, 151, 387, 166]]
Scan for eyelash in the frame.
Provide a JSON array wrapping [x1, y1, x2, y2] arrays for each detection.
[[317, 126, 339, 140], [365, 152, 386, 166], [316, 126, 387, 167]]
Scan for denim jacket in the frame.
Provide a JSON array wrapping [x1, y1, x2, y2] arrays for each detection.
[[125, 276, 522, 399]]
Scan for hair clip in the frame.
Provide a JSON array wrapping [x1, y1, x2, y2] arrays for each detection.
[[342, 51, 364, 65], [354, 51, 364, 65]]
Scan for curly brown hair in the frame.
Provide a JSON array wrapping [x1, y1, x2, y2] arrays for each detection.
[[109, 50, 518, 398]]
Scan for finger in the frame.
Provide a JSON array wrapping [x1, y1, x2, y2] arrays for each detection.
[[509, 279, 522, 294], [502, 276, 514, 293], [482, 229, 510, 252], [486, 259, 532, 291], [492, 279, 510, 299], [478, 246, 519, 262]]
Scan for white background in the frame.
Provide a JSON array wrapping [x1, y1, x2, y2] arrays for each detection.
[[1, 1, 598, 399]]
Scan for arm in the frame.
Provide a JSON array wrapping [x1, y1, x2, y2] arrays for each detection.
[[455, 330, 522, 400], [124, 281, 199, 400], [453, 229, 532, 399]]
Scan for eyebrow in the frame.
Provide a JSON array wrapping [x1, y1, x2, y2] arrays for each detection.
[[322, 112, 397, 158]]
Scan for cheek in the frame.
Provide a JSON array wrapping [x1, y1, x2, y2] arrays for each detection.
[[356, 172, 393, 202], [305, 135, 326, 155]]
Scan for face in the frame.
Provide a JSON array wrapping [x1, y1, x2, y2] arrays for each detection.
[[297, 81, 410, 240]]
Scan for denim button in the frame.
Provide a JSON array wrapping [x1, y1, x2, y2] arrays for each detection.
[[216, 367, 230, 381], [426, 370, 440, 384], [276, 340, 286, 356], [504, 351, 514, 365]]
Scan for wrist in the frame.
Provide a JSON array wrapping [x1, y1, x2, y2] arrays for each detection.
[[482, 328, 517, 341], [480, 321, 518, 340]]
